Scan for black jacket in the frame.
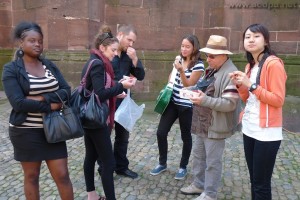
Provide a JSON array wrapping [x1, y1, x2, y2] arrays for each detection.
[[81, 54, 124, 102], [1, 58, 71, 125], [112, 51, 145, 82], [111, 51, 145, 107]]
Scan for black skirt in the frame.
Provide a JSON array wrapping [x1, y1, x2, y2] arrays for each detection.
[[9, 126, 68, 162]]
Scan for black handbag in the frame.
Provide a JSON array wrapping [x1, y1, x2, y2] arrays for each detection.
[[80, 90, 109, 129], [43, 90, 84, 143], [70, 59, 109, 129]]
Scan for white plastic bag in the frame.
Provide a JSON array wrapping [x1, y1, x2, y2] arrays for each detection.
[[114, 89, 145, 132]]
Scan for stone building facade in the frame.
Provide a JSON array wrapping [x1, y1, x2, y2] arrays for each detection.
[[1, 0, 299, 53], [0, 0, 299, 100]]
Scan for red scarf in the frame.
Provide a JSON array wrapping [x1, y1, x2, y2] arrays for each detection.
[[90, 49, 116, 129]]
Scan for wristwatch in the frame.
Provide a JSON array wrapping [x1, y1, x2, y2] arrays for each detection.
[[249, 83, 257, 92]]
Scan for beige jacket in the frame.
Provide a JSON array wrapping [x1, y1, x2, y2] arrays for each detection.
[[191, 59, 241, 139]]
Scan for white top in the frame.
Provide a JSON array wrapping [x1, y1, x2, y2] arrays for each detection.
[[14, 65, 59, 128], [242, 65, 282, 141], [172, 61, 205, 107]]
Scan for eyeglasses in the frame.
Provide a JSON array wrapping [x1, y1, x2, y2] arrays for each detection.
[[99, 32, 114, 44], [205, 54, 218, 59]]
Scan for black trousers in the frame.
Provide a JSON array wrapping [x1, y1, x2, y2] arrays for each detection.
[[243, 134, 281, 200], [84, 126, 116, 200], [156, 100, 193, 169], [113, 121, 130, 172], [97, 122, 130, 173]]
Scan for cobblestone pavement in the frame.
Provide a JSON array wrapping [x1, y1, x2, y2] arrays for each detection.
[[0, 99, 300, 200]]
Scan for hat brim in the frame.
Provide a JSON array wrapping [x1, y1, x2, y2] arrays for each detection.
[[199, 47, 233, 55]]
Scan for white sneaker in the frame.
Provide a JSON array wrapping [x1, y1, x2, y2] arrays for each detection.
[[194, 192, 216, 200], [180, 183, 203, 195]]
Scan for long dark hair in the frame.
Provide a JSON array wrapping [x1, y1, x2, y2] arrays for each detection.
[[180, 34, 202, 69], [243, 24, 276, 69]]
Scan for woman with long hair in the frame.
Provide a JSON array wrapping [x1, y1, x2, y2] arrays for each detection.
[[150, 34, 205, 180], [82, 25, 134, 200], [230, 24, 287, 200]]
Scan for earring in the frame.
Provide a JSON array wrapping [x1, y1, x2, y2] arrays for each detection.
[[16, 48, 24, 58]]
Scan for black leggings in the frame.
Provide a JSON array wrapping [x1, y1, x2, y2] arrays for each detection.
[[157, 100, 193, 169], [83, 126, 116, 200], [243, 134, 281, 200]]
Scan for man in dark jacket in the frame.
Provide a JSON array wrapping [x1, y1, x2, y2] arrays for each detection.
[[98, 24, 145, 179]]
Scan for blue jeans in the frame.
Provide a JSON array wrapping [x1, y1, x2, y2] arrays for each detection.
[[243, 134, 281, 200], [156, 101, 193, 169]]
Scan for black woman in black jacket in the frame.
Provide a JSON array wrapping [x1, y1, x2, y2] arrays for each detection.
[[2, 21, 73, 199]]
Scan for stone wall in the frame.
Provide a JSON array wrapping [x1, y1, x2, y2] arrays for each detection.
[[2, 49, 298, 100], [0, 0, 299, 100], [0, 0, 299, 53]]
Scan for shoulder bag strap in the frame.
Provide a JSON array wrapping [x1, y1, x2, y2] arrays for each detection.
[[80, 59, 99, 87], [60, 89, 70, 106], [54, 91, 67, 108], [168, 66, 177, 87]]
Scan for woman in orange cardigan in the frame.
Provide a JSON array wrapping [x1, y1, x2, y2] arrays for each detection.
[[229, 24, 287, 200]]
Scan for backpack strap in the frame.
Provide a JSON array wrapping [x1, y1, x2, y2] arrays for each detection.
[[256, 53, 270, 85]]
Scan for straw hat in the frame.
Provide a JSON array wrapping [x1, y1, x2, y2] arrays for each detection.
[[200, 35, 233, 55]]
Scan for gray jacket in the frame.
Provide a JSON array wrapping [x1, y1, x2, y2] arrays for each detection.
[[192, 59, 241, 139]]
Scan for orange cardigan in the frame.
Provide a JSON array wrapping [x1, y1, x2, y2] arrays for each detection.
[[237, 56, 287, 128]]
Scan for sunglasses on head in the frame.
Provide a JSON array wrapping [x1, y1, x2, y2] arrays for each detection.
[[99, 32, 113, 44]]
